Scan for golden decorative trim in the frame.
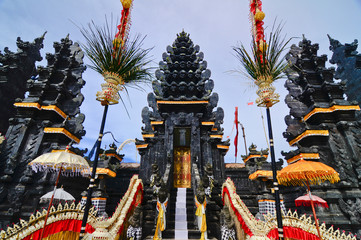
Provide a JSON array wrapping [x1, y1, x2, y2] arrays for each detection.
[[14, 102, 41, 110], [136, 144, 148, 149], [51, 149, 75, 154], [249, 170, 274, 180], [157, 100, 209, 104], [258, 199, 284, 203], [88, 168, 116, 178], [211, 127, 217, 131], [221, 178, 358, 240], [202, 121, 215, 126], [82, 197, 107, 201], [0, 201, 97, 240], [105, 153, 123, 162], [91, 197, 107, 201], [151, 121, 164, 125], [42, 105, 68, 119], [142, 134, 155, 139], [14, 103, 70, 119], [217, 145, 229, 150], [287, 153, 320, 164], [44, 127, 80, 144], [303, 105, 361, 121], [243, 154, 268, 163], [289, 130, 329, 146], [210, 134, 223, 139]]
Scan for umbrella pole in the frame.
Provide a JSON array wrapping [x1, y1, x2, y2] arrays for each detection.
[[306, 180, 322, 240], [79, 104, 109, 239], [266, 107, 284, 239], [39, 165, 63, 239]]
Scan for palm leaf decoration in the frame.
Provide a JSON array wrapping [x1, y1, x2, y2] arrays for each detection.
[[79, 19, 153, 106], [233, 24, 291, 85]]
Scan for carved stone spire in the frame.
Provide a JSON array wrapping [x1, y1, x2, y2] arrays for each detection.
[[153, 30, 214, 100]]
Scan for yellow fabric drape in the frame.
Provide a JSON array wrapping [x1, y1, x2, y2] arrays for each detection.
[[195, 196, 207, 240], [153, 199, 168, 240]]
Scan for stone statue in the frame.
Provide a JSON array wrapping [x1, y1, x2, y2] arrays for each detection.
[[154, 182, 168, 240], [127, 205, 143, 240], [195, 182, 207, 240], [220, 206, 236, 240], [150, 164, 162, 196], [201, 174, 211, 198]]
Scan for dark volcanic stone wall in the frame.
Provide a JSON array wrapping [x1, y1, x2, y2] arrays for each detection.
[[0, 36, 87, 228], [282, 37, 361, 236]]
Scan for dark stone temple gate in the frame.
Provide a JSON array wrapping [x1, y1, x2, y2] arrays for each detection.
[[135, 31, 230, 239], [136, 31, 229, 185]]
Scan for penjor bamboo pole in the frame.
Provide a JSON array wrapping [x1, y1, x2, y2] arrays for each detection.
[[79, 104, 109, 239], [266, 107, 284, 239]]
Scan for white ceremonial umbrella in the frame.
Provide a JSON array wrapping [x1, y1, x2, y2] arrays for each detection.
[[28, 147, 90, 239], [40, 187, 75, 203]]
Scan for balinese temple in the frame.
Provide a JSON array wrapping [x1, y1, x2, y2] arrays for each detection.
[[0, 32, 360, 240], [282, 37, 361, 235], [135, 31, 229, 239], [0, 36, 88, 229]]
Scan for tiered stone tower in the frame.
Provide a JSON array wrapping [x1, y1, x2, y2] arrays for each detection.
[[0, 36, 87, 228], [282, 37, 361, 235], [136, 31, 229, 183], [0, 35, 45, 134], [136, 31, 229, 239]]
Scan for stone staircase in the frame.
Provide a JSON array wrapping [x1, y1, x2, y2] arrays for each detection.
[[145, 187, 217, 240]]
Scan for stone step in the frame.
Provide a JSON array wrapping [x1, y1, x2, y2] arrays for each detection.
[[147, 229, 205, 239]]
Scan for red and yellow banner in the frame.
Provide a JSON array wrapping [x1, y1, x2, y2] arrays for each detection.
[[173, 147, 191, 188]]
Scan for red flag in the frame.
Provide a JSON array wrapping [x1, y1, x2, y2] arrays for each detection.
[[234, 107, 239, 160], [247, 102, 254, 105]]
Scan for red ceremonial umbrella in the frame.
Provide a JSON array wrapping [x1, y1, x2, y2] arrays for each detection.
[[295, 193, 329, 208]]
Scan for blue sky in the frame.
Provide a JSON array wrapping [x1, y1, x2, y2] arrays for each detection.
[[1, 0, 361, 164]]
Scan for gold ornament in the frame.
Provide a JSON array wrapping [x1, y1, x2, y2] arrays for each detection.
[[255, 80, 280, 107], [96, 72, 124, 105], [113, 38, 122, 50], [254, 9, 265, 21], [258, 41, 268, 53], [103, 71, 124, 85], [121, 0, 132, 9]]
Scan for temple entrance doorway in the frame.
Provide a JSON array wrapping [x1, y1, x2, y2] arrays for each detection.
[[173, 128, 191, 188]]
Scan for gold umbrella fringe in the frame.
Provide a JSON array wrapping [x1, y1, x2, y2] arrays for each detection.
[[277, 171, 340, 186]]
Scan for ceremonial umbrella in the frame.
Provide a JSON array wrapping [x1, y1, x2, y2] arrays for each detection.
[[40, 187, 75, 203], [295, 193, 329, 208], [277, 159, 340, 239], [295, 192, 328, 208], [28, 147, 90, 239]]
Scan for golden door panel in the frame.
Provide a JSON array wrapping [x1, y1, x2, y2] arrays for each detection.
[[173, 147, 191, 188]]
